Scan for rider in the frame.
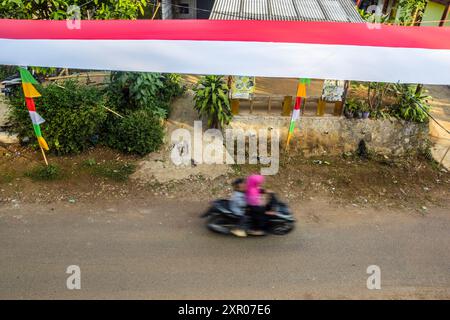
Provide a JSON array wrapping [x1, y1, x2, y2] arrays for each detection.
[[229, 178, 248, 238], [245, 174, 268, 236]]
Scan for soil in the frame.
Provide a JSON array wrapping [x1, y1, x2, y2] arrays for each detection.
[[130, 90, 232, 183], [0, 143, 448, 216]]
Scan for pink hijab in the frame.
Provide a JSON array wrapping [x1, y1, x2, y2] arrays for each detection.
[[246, 175, 265, 206]]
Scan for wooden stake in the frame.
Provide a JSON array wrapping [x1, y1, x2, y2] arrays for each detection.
[[152, 1, 161, 20], [40, 145, 48, 166], [103, 106, 124, 118]]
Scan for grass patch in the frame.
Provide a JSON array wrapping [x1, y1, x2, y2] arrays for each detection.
[[82, 158, 97, 167], [82, 159, 136, 182], [25, 164, 62, 181], [0, 172, 15, 184]]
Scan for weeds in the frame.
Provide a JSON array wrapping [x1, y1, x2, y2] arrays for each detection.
[[82, 160, 135, 182], [0, 172, 15, 184], [25, 164, 62, 181]]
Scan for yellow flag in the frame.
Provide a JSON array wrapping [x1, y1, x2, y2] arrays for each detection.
[[22, 83, 41, 98], [296, 84, 307, 98], [37, 136, 49, 151]]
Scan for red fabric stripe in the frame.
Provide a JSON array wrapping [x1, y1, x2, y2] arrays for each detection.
[[294, 97, 302, 110], [25, 97, 35, 111], [0, 19, 449, 50]]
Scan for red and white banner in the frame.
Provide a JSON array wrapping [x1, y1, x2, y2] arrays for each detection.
[[1, 19, 450, 84]]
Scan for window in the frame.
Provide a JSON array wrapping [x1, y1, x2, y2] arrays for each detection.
[[178, 3, 190, 14]]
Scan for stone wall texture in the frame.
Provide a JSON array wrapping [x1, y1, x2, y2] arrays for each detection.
[[228, 116, 429, 157]]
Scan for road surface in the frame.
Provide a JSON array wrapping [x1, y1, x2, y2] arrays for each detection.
[[0, 198, 449, 299]]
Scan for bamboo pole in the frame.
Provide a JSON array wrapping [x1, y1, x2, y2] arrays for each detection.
[[40, 145, 48, 166], [152, 1, 161, 20], [103, 106, 124, 118], [440, 145, 450, 169], [46, 72, 110, 81]]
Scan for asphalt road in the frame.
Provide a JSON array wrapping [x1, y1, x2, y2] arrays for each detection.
[[0, 198, 449, 299]]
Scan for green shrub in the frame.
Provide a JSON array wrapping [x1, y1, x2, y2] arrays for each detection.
[[8, 80, 107, 155], [104, 110, 164, 156], [103, 72, 181, 156], [160, 73, 185, 102], [25, 164, 62, 181]]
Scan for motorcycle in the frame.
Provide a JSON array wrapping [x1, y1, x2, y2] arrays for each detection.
[[201, 193, 295, 236], [1, 73, 22, 97]]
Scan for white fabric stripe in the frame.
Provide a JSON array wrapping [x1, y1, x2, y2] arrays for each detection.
[[292, 109, 300, 121], [1, 39, 450, 84], [28, 111, 45, 125]]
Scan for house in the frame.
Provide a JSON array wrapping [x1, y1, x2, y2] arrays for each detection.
[[162, 0, 215, 19], [162, 0, 364, 22], [421, 0, 450, 26], [209, 0, 364, 22]]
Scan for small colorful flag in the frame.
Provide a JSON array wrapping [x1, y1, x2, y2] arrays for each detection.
[[19, 67, 49, 152], [286, 78, 310, 150]]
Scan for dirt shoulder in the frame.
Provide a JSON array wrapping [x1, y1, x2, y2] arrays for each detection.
[[0, 145, 448, 216]]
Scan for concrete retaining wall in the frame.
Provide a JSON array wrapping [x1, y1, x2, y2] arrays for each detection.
[[228, 115, 429, 157]]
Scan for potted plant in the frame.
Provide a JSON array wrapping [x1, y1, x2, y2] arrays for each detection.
[[361, 102, 370, 119], [344, 99, 357, 119], [354, 100, 363, 119]]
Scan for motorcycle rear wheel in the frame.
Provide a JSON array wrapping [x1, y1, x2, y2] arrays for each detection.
[[270, 222, 295, 235]]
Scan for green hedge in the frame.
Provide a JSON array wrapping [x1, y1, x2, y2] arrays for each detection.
[[8, 80, 107, 155], [7, 71, 184, 156]]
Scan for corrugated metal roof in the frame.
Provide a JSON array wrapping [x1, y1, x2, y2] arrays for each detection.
[[210, 0, 365, 23]]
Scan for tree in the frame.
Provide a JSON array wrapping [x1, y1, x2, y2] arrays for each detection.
[[0, 0, 149, 20]]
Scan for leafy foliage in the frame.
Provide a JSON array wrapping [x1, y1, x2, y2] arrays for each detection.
[[7, 70, 179, 156], [107, 72, 184, 119], [397, 0, 427, 26], [357, 8, 390, 24], [104, 110, 164, 156], [348, 82, 430, 123], [193, 75, 231, 128], [0, 0, 148, 19], [390, 84, 430, 123], [8, 80, 107, 155], [103, 72, 182, 155]]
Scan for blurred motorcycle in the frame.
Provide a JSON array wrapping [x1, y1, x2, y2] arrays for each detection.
[[201, 193, 295, 236]]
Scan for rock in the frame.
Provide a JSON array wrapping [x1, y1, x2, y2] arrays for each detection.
[[0, 132, 19, 144]]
